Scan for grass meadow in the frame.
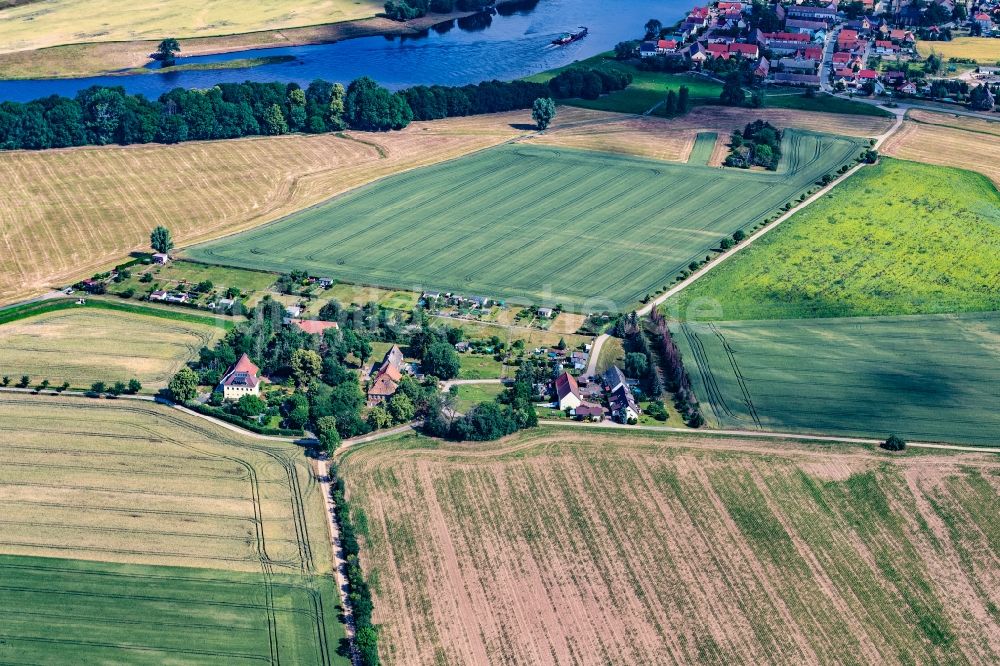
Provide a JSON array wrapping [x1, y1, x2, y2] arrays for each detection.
[[763, 91, 893, 117], [0, 394, 347, 664], [188, 133, 865, 311], [0, 303, 225, 390], [673, 312, 1000, 445], [527, 57, 723, 115], [339, 428, 1000, 665], [666, 158, 1000, 320]]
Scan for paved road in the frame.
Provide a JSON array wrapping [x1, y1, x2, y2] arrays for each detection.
[[637, 107, 905, 316], [585, 334, 609, 377]]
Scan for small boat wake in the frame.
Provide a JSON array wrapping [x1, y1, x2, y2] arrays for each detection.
[[551, 26, 588, 45]]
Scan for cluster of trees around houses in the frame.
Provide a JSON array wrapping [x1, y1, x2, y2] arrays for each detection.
[[166, 294, 540, 446], [0, 65, 629, 150], [725, 120, 782, 170], [612, 312, 663, 399]]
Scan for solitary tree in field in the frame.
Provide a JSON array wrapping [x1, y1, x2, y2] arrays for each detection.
[[150, 226, 173, 255], [531, 97, 556, 131], [157, 38, 180, 67]]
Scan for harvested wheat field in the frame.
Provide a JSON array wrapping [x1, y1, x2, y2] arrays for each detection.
[[882, 110, 1000, 187], [339, 428, 1000, 665], [0, 112, 530, 306], [0, 304, 223, 390], [532, 106, 892, 163], [0, 0, 382, 55], [0, 393, 348, 664], [0, 393, 330, 574]]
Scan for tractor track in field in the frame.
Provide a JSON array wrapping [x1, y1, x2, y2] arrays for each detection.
[[0, 393, 341, 665]]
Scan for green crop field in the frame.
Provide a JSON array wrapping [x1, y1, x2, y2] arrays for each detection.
[[187, 134, 865, 311], [666, 158, 1000, 321], [0, 555, 345, 665], [0, 394, 348, 664], [688, 132, 717, 165], [339, 428, 1000, 664], [673, 312, 1000, 445]]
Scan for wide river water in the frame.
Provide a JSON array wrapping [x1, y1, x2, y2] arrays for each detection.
[[0, 0, 687, 102]]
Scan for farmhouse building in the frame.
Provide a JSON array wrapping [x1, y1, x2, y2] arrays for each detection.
[[367, 345, 405, 406], [609, 386, 641, 423], [555, 371, 583, 411], [220, 354, 261, 401], [152, 253, 170, 265], [572, 403, 605, 421], [604, 366, 628, 394]]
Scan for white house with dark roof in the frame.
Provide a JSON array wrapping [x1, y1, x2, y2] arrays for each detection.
[[220, 354, 261, 401]]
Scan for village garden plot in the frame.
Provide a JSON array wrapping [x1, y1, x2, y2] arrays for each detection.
[[0, 394, 348, 664], [186, 133, 866, 311], [673, 313, 1000, 446], [339, 429, 1000, 665]]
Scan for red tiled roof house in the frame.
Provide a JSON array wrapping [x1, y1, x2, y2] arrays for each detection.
[[220, 354, 261, 401]]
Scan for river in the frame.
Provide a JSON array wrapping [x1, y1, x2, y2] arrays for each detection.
[[0, 0, 688, 102]]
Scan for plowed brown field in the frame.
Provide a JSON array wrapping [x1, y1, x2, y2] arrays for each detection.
[[339, 428, 1000, 665]]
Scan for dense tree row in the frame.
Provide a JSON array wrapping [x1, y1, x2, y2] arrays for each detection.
[[0, 63, 633, 150], [329, 466, 381, 666], [400, 79, 549, 120], [0, 78, 353, 149], [546, 67, 632, 100], [649, 309, 703, 427], [383, 0, 491, 21]]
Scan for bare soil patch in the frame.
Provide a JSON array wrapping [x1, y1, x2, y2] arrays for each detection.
[[339, 428, 1000, 665]]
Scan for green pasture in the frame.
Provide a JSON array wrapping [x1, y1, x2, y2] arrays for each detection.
[[187, 134, 864, 311], [0, 554, 349, 665], [451, 382, 506, 412], [673, 312, 1000, 446], [666, 158, 1000, 321], [457, 353, 506, 380], [533, 56, 723, 115]]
